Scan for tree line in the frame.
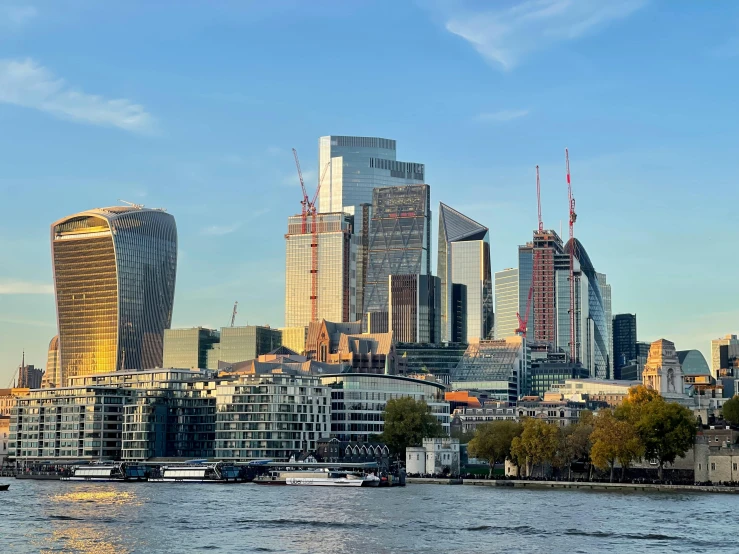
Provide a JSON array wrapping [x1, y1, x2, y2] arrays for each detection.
[[468, 386, 697, 482]]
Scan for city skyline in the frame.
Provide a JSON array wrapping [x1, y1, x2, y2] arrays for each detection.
[[2, 1, 738, 382]]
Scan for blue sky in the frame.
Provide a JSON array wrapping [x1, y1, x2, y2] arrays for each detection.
[[1, 0, 737, 383]]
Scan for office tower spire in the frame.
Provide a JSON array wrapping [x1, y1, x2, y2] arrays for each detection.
[[51, 206, 177, 384]]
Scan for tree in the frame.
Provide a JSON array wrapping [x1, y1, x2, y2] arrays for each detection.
[[380, 397, 444, 457], [510, 418, 559, 478], [635, 401, 696, 481], [590, 409, 643, 482], [722, 395, 739, 426], [467, 421, 522, 477], [618, 385, 697, 481], [556, 412, 594, 480]]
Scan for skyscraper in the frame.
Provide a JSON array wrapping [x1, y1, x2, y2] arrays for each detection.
[[558, 238, 609, 379], [494, 268, 519, 339], [363, 185, 431, 332], [389, 274, 441, 343], [612, 313, 637, 378], [41, 335, 60, 388], [208, 326, 282, 367], [317, 136, 425, 315], [437, 203, 493, 343], [317, 136, 425, 217], [51, 207, 177, 384], [285, 212, 355, 327], [596, 272, 612, 374]]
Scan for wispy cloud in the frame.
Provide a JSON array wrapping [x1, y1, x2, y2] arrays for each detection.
[[282, 169, 316, 188], [201, 223, 242, 236], [0, 58, 155, 133], [443, 0, 648, 70], [477, 108, 530, 122], [0, 4, 37, 29], [0, 279, 53, 294]]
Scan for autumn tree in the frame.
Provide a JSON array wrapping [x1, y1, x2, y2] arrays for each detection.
[[590, 409, 643, 482], [617, 384, 697, 481], [556, 411, 594, 480], [381, 397, 444, 457], [467, 421, 522, 477], [722, 396, 739, 426], [510, 418, 560, 478]]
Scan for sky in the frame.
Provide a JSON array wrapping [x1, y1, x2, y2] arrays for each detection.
[[1, 0, 738, 385]]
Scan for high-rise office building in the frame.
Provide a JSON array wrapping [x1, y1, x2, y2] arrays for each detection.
[[451, 284, 467, 344], [612, 313, 637, 378], [317, 136, 425, 217], [279, 326, 308, 355], [41, 335, 60, 388], [437, 203, 493, 343], [494, 268, 519, 339], [317, 137, 425, 319], [51, 207, 177, 384], [163, 328, 220, 369], [363, 185, 431, 332], [596, 272, 612, 374], [389, 274, 441, 343], [207, 326, 281, 367], [518, 243, 534, 337], [711, 335, 739, 379], [558, 238, 609, 379], [285, 212, 355, 327]]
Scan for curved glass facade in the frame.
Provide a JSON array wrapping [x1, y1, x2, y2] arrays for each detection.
[[564, 239, 609, 379], [319, 373, 449, 442], [52, 207, 177, 384]]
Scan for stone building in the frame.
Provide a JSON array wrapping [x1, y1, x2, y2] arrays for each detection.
[[406, 437, 460, 475], [642, 339, 685, 398]]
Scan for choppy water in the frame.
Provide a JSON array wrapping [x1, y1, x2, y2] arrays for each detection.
[[0, 477, 733, 553]]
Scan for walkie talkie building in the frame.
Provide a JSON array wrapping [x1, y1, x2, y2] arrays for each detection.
[[51, 206, 177, 385]]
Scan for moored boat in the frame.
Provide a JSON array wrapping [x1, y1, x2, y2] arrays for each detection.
[[253, 462, 381, 487], [61, 462, 147, 482], [0, 484, 9, 491], [148, 461, 248, 483]]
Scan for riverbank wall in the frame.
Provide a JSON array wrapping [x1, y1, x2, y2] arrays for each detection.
[[407, 478, 739, 494]]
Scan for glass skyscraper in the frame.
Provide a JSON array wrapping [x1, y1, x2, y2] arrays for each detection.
[[51, 207, 177, 384], [363, 185, 431, 332], [613, 313, 637, 375], [317, 136, 425, 218], [494, 268, 519, 339], [284, 212, 355, 327], [437, 203, 493, 343], [596, 272, 612, 374], [388, 274, 441, 343]]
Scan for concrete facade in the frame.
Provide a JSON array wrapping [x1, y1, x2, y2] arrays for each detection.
[[406, 438, 460, 475]]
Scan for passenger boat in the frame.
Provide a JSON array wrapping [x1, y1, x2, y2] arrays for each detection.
[[0, 484, 9, 491], [61, 462, 146, 482], [148, 461, 248, 483], [253, 462, 381, 487]]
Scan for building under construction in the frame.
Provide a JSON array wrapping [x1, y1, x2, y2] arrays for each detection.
[[284, 212, 355, 328]]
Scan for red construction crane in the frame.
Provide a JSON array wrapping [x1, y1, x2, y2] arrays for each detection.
[[566, 148, 578, 363], [292, 148, 331, 322], [516, 166, 542, 337]]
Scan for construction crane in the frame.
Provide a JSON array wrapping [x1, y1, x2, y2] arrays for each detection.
[[292, 148, 331, 322], [566, 148, 578, 363], [118, 199, 145, 209], [516, 166, 543, 337], [230, 301, 238, 327]]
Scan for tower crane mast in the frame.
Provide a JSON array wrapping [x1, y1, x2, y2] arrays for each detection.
[[566, 148, 578, 363], [516, 166, 542, 337]]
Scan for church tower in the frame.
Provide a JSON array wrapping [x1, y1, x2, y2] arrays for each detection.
[[642, 339, 684, 397]]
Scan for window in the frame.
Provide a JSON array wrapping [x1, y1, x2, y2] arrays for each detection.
[[711, 463, 716, 471], [734, 463, 737, 471]]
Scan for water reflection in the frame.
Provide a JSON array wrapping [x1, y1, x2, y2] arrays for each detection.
[[39, 486, 145, 553]]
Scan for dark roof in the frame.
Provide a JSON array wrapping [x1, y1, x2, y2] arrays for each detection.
[[268, 345, 300, 356], [439, 203, 488, 243]]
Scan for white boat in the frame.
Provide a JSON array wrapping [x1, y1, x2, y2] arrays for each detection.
[[61, 462, 146, 482], [255, 468, 380, 487], [148, 462, 246, 483]]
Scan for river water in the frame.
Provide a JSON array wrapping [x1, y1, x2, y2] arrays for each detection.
[[0, 478, 731, 553]]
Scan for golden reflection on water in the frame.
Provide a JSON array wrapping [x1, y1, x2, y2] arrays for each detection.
[[38, 487, 144, 554], [50, 489, 142, 506]]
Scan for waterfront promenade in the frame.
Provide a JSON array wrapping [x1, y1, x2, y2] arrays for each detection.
[[405, 477, 739, 494]]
